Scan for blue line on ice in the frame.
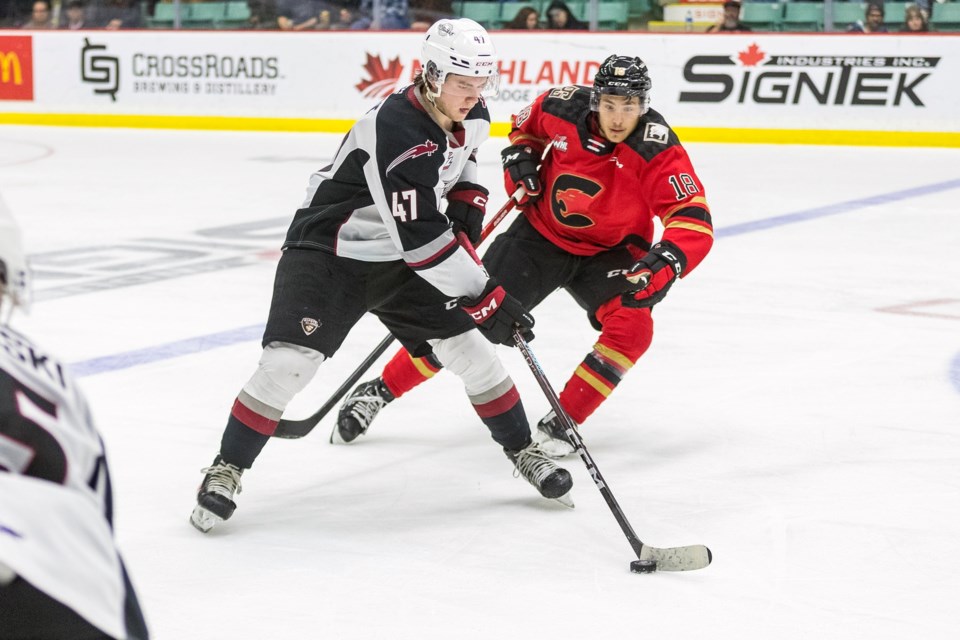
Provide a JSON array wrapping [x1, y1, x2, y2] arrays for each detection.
[[70, 177, 960, 379]]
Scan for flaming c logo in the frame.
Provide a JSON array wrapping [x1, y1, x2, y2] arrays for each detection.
[[551, 174, 602, 228]]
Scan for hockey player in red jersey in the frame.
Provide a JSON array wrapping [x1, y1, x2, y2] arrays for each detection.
[[190, 19, 575, 533], [336, 55, 714, 457], [0, 197, 150, 639]]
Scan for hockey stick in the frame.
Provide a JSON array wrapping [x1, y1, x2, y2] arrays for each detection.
[[272, 188, 525, 440], [511, 330, 713, 573], [453, 231, 711, 572]]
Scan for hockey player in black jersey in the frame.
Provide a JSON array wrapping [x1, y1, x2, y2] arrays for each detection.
[[0, 197, 150, 639], [190, 18, 574, 533]]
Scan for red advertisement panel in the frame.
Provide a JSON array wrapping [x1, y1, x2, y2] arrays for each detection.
[[0, 35, 34, 101]]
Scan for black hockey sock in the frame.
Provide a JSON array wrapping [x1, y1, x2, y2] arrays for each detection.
[[219, 415, 270, 469], [480, 400, 531, 452]]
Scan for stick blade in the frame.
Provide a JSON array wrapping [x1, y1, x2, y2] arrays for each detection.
[[273, 416, 320, 439], [639, 544, 712, 572]]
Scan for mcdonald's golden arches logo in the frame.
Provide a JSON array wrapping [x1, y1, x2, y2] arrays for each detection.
[[0, 35, 34, 101]]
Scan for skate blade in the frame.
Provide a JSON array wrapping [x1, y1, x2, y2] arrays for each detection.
[[189, 505, 223, 533], [552, 491, 575, 509]]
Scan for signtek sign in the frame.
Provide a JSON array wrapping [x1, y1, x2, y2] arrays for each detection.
[[679, 43, 937, 107], [0, 35, 34, 101]]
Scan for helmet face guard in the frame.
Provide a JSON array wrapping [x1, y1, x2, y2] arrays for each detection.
[[421, 19, 500, 100], [590, 55, 652, 113]]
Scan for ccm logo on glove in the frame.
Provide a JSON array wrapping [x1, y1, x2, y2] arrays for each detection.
[[622, 242, 687, 309]]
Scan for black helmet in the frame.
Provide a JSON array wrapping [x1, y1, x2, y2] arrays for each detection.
[[590, 55, 651, 113]]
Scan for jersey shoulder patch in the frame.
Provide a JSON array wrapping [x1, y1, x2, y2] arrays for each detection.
[[541, 85, 591, 125], [624, 108, 681, 162]]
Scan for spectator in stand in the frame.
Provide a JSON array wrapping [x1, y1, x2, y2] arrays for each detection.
[[848, 1, 888, 32], [545, 0, 587, 30], [315, 4, 332, 28], [328, 4, 358, 28], [20, 0, 53, 28], [899, 4, 930, 31], [351, 0, 409, 29], [247, 0, 280, 28], [59, 0, 88, 28], [504, 5, 540, 29], [409, 0, 452, 31], [277, 0, 320, 29], [706, 0, 751, 32], [93, 0, 142, 29]]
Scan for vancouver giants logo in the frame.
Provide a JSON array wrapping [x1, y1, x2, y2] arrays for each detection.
[[386, 139, 439, 173], [551, 174, 602, 229], [680, 43, 938, 107]]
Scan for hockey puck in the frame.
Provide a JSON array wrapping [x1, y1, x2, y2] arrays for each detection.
[[630, 559, 657, 574]]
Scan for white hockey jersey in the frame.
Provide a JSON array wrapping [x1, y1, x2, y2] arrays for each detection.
[[0, 325, 142, 639]]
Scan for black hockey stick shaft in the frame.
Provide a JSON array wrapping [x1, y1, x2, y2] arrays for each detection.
[[456, 233, 649, 559], [511, 330, 648, 561], [272, 189, 524, 439], [513, 331, 711, 572], [273, 334, 395, 438]]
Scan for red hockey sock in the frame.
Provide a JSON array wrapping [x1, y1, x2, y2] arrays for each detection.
[[380, 348, 442, 398], [559, 342, 636, 424], [559, 299, 653, 424]]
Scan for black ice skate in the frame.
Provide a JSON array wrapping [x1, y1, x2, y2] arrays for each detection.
[[533, 410, 576, 459], [332, 377, 395, 444], [505, 440, 574, 507], [190, 456, 244, 533]]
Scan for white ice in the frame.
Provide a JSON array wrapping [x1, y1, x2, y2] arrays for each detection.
[[2, 125, 959, 639]]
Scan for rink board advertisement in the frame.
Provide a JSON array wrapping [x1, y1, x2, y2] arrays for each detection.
[[1, 30, 958, 145]]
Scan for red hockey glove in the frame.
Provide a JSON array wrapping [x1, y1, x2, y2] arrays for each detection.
[[460, 279, 535, 346], [501, 144, 542, 206], [622, 242, 686, 309], [446, 182, 488, 245]]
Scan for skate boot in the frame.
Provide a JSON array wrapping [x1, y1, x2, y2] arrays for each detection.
[[505, 440, 574, 507], [332, 377, 395, 444], [190, 456, 243, 533], [533, 410, 576, 459]]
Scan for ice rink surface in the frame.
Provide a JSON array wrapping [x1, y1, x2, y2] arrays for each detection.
[[2, 125, 958, 639]]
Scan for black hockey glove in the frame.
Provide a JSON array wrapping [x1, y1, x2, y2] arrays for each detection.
[[621, 241, 687, 309], [501, 144, 542, 206], [460, 279, 535, 347], [446, 182, 489, 245]]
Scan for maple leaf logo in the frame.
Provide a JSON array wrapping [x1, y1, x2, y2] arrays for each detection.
[[738, 43, 766, 67], [356, 53, 404, 99]]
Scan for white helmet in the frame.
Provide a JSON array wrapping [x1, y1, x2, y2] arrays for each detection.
[[421, 18, 500, 99], [0, 194, 31, 321]]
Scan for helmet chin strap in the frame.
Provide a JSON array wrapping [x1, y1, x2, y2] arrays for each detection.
[[418, 83, 454, 130]]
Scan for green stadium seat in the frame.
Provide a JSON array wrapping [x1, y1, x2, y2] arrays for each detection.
[[184, 2, 227, 28], [741, 2, 783, 31], [596, 1, 629, 29], [224, 1, 251, 27], [932, 2, 960, 31], [459, 1, 502, 28], [147, 2, 183, 28], [782, 2, 824, 32], [883, 2, 911, 27], [826, 2, 866, 31]]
